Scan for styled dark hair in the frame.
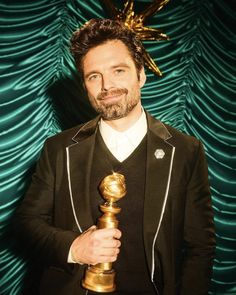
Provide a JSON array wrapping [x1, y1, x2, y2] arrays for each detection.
[[70, 18, 144, 74]]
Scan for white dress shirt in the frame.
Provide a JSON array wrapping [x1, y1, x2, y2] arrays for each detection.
[[99, 110, 147, 162]]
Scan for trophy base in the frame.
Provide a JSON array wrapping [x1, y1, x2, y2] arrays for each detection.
[[82, 266, 116, 293]]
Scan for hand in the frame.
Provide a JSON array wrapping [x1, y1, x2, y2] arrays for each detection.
[[70, 226, 121, 265]]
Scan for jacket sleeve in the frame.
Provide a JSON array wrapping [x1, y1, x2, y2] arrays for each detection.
[[180, 141, 216, 295], [13, 138, 79, 270]]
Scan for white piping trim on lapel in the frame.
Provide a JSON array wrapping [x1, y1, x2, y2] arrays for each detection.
[[66, 145, 83, 233], [151, 145, 176, 281]]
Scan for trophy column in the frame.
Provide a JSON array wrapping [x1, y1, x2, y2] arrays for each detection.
[[82, 172, 126, 293]]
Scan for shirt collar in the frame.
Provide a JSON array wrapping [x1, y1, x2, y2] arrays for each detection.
[[99, 109, 147, 148]]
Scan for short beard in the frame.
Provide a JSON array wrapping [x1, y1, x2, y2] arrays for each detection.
[[96, 100, 138, 120], [89, 87, 140, 120]]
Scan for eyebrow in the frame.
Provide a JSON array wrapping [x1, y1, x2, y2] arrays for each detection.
[[84, 63, 130, 80], [111, 63, 130, 69]]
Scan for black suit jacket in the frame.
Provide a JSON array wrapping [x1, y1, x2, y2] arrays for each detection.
[[15, 112, 215, 295]]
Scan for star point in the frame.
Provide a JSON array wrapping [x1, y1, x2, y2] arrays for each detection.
[[102, 0, 170, 76]]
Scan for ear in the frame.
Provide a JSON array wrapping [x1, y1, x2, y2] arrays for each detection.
[[139, 67, 146, 88]]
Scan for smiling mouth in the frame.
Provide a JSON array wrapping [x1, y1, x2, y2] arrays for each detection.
[[102, 94, 123, 102], [97, 88, 128, 102]]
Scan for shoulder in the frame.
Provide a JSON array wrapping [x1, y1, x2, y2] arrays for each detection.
[[163, 124, 206, 167], [147, 111, 200, 149], [44, 116, 99, 148], [45, 124, 83, 147], [164, 123, 200, 147], [147, 111, 203, 161]]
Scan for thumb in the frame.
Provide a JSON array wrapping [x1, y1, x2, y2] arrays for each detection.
[[83, 225, 97, 234]]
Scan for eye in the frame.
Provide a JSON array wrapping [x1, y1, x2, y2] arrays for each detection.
[[114, 68, 125, 75], [87, 73, 101, 81]]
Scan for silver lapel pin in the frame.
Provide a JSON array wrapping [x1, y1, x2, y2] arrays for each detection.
[[154, 149, 165, 159]]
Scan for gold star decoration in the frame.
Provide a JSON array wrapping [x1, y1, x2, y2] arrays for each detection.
[[101, 0, 170, 76]]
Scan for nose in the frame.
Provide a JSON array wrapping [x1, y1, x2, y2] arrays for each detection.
[[101, 74, 115, 91]]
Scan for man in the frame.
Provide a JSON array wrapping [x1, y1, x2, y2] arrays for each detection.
[[15, 19, 215, 295]]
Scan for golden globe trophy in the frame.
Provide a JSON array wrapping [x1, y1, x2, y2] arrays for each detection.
[[82, 172, 126, 293]]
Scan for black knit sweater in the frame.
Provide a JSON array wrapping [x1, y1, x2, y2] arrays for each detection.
[[89, 131, 156, 295]]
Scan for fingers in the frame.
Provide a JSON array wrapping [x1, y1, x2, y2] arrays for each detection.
[[102, 238, 121, 249], [95, 228, 122, 240], [70, 226, 122, 265], [95, 249, 120, 264]]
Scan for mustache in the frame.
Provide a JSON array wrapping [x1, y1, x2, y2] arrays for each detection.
[[97, 88, 128, 100]]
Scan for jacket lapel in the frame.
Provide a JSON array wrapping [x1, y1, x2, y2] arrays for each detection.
[[143, 113, 175, 279], [66, 117, 100, 233]]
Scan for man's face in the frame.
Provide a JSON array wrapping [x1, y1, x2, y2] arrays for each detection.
[[82, 40, 146, 120]]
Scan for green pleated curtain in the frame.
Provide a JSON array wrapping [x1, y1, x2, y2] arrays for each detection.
[[0, 0, 235, 294]]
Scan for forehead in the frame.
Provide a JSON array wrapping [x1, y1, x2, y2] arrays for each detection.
[[82, 40, 135, 73]]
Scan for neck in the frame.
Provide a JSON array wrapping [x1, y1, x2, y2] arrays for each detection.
[[103, 103, 143, 132]]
